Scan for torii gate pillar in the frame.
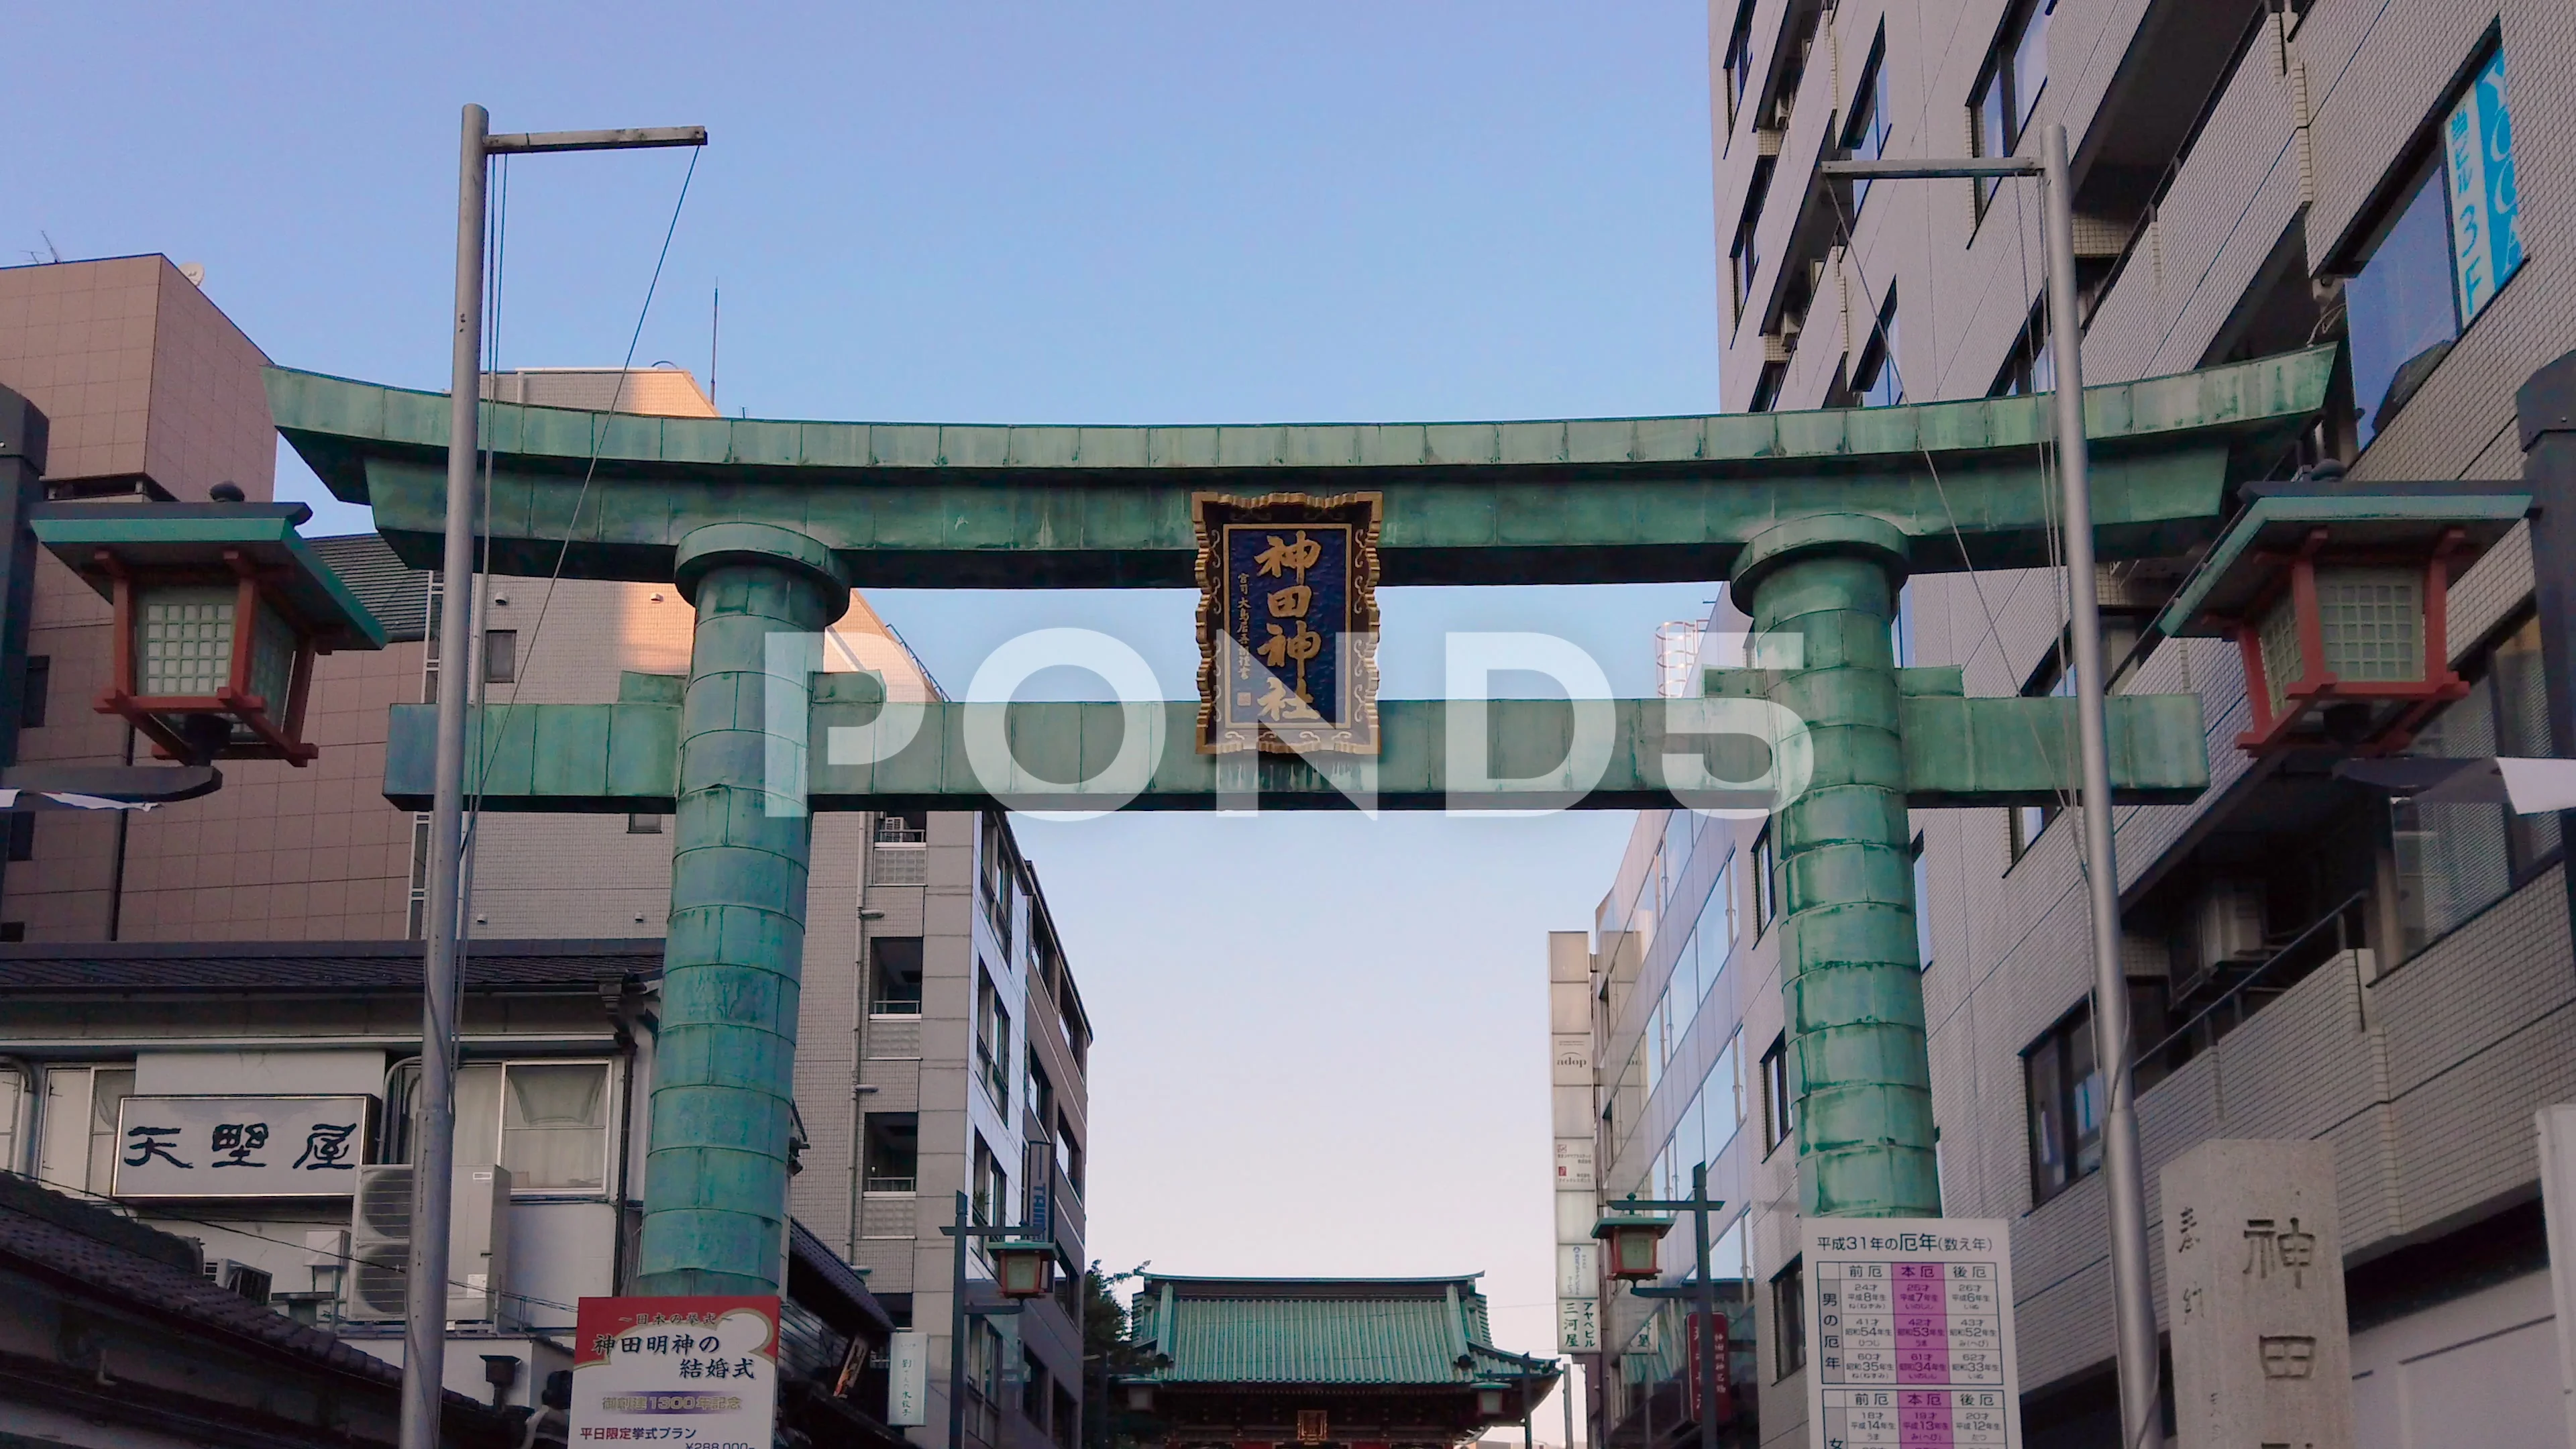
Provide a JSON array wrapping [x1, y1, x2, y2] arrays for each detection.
[[1731, 516, 1937, 1218], [639, 523, 851, 1295]]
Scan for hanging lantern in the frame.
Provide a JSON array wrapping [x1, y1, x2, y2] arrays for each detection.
[[2153, 485, 2530, 757], [1474, 1383, 1511, 1419], [33, 504, 386, 767], [1591, 1205, 1672, 1281], [989, 1238, 1059, 1299]]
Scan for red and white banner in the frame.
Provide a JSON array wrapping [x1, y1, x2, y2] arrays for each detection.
[[568, 1295, 781, 1447]]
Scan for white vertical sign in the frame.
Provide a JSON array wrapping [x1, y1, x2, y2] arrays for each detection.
[[888, 1329, 929, 1426]]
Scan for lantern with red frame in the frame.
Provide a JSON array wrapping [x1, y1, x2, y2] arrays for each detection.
[[32, 504, 386, 767], [1591, 1204, 1672, 1281], [989, 1238, 1059, 1298], [2153, 485, 2531, 757]]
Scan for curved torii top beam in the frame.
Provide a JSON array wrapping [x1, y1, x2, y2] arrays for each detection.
[[267, 344, 2333, 588]]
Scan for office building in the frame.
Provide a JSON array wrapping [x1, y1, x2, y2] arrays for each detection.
[[1563, 0, 2576, 1443], [0, 255, 1092, 1448]]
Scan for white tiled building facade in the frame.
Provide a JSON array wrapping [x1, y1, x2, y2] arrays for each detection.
[[1572, 0, 2576, 1444]]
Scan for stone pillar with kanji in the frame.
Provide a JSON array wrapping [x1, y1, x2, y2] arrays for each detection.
[[2160, 1138, 2356, 1449]]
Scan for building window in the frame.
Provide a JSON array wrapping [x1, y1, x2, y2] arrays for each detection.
[[870, 937, 925, 1015], [2008, 641, 2076, 859], [1772, 1256, 1807, 1379], [1751, 361, 1790, 413], [971, 1132, 1007, 1226], [1719, 0, 1758, 127], [482, 629, 518, 684], [1842, 29, 1892, 209], [37, 1065, 134, 1197], [1763, 3, 1821, 131], [1731, 158, 1778, 325], [7, 812, 32, 863], [1761, 1033, 1795, 1153], [626, 813, 663, 834], [1028, 1053, 1055, 1129], [863, 1112, 920, 1193], [1970, 0, 2055, 210], [1911, 833, 1935, 969], [499, 1062, 610, 1191], [2024, 987, 2170, 1204], [21, 655, 48, 728], [1752, 826, 1778, 932], [0, 1061, 21, 1175], [0, 922, 23, 943], [2345, 46, 2524, 445], [2393, 614, 2558, 957], [1851, 288, 1902, 407], [975, 967, 1013, 1106]]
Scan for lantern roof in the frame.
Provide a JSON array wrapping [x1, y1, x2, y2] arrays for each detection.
[[2155, 483, 2530, 639], [30, 503, 390, 652], [1591, 1207, 1674, 1241]]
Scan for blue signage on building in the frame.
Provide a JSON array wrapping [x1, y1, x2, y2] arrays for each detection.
[[2444, 48, 2524, 322]]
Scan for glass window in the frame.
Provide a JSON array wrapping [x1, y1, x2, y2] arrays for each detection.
[[2348, 46, 2526, 445], [1911, 833, 1935, 969], [2394, 615, 2558, 955], [1750, 361, 1789, 413], [1704, 1033, 1746, 1158], [482, 629, 518, 684], [500, 1062, 609, 1191], [2025, 987, 2168, 1203], [0, 1064, 21, 1175], [76, 1067, 136, 1197], [1752, 828, 1778, 932], [1892, 583, 1917, 667], [1970, 0, 2054, 211], [2347, 164, 2458, 445], [1772, 1257, 1807, 1379], [1843, 30, 1892, 210], [1721, 0, 1758, 127], [1851, 288, 1903, 408], [1761, 1034, 1794, 1152]]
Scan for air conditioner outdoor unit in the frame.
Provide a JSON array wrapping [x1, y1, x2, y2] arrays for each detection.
[[2176, 879, 2268, 998], [343, 1163, 513, 1324], [201, 1257, 272, 1304]]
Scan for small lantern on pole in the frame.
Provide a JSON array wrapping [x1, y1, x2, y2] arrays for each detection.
[[988, 1238, 1058, 1299], [1591, 1203, 1673, 1281], [1474, 1382, 1511, 1419], [32, 504, 386, 767], [2154, 484, 2532, 757]]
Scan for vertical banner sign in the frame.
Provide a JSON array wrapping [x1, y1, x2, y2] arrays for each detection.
[[1804, 1218, 2020, 1448], [571, 1295, 781, 1449], [1194, 492, 1381, 755], [2444, 47, 2524, 322], [888, 1329, 930, 1426]]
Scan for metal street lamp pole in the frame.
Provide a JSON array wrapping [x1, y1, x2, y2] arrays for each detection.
[[941, 1189, 1034, 1449], [1621, 1164, 1724, 1449], [402, 105, 706, 1449], [1820, 123, 2161, 1449]]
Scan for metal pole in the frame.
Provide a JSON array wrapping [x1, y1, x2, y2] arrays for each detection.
[[1562, 1357, 1577, 1449], [949, 1189, 973, 1449], [400, 99, 487, 1449], [2041, 121, 2161, 1449], [1689, 1165, 1716, 1449]]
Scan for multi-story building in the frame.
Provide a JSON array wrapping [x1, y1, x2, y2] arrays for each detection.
[[0, 255, 1093, 1449], [1567, 0, 2576, 1444]]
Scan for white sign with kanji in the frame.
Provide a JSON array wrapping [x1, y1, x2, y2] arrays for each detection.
[[109, 1095, 371, 1199], [1803, 1217, 2022, 1448]]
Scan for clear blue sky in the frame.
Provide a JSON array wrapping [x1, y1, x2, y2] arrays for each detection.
[[17, 5, 1718, 1415]]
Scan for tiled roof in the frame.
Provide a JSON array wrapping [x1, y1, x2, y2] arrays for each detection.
[[0, 1170, 506, 1426], [0, 938, 663, 992], [1130, 1275, 1557, 1387], [309, 532, 429, 642]]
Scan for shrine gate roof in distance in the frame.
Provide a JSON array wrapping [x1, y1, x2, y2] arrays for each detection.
[[265, 344, 2333, 588], [1123, 1274, 1561, 1449]]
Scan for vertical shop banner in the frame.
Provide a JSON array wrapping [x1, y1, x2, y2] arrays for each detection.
[[2444, 48, 2524, 321], [888, 1329, 930, 1426], [570, 1295, 780, 1448]]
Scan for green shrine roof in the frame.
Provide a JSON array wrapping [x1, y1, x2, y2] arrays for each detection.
[[1127, 1275, 1556, 1387]]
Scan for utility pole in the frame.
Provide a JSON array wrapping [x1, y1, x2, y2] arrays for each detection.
[[401, 105, 705, 1449], [1821, 123, 2161, 1449]]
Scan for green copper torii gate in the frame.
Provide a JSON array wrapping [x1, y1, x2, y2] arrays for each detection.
[[271, 345, 2333, 1293]]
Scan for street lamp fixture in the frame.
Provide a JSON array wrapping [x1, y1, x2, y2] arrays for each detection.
[[2152, 482, 2532, 756], [32, 503, 387, 767], [1474, 1381, 1511, 1418], [1591, 1203, 1672, 1281], [989, 1238, 1059, 1299]]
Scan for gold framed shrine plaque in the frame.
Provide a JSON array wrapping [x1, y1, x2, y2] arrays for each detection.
[[1193, 492, 1381, 755]]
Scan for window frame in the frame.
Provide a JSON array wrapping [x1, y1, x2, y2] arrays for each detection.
[[1911, 833, 1935, 969], [384, 1056, 621, 1197], [2022, 986, 2169, 1205], [1752, 826, 1778, 934], [1760, 1033, 1795, 1155], [1719, 0, 1759, 130], [2390, 609, 2562, 960], [482, 628, 519, 685], [1851, 287, 1902, 408], [1968, 0, 2056, 213], [1772, 1256, 1807, 1380]]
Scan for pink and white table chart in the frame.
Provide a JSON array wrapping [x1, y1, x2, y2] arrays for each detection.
[[1803, 1218, 2023, 1449]]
